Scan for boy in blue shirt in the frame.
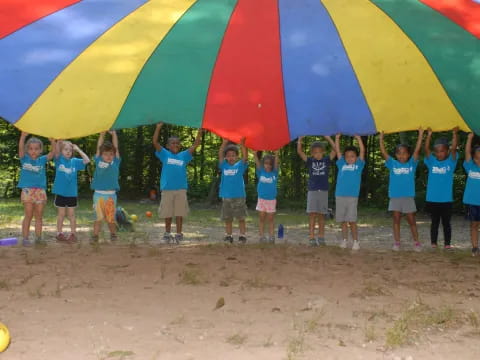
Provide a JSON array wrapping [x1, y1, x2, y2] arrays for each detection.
[[424, 128, 458, 250], [153, 123, 203, 244], [219, 138, 248, 243], [334, 134, 365, 251], [297, 135, 336, 246], [18, 132, 55, 246], [53, 140, 90, 243], [91, 131, 121, 243], [253, 151, 279, 243], [463, 133, 480, 256], [380, 129, 423, 251]]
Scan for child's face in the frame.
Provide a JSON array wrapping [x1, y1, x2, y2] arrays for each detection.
[[395, 146, 410, 163], [62, 144, 73, 159], [434, 144, 449, 161], [225, 150, 238, 165], [344, 150, 358, 165], [167, 138, 181, 154], [27, 142, 42, 159], [263, 159, 273, 172], [101, 150, 115, 163], [310, 147, 325, 160]]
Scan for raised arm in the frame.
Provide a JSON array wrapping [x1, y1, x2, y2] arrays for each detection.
[[95, 132, 105, 157], [18, 131, 28, 158], [465, 133, 474, 162], [54, 140, 63, 159], [46, 138, 56, 161], [73, 144, 90, 164], [240, 137, 248, 163], [109, 130, 120, 158], [253, 151, 261, 170], [153, 123, 163, 151], [355, 135, 365, 161], [379, 132, 389, 160], [451, 127, 458, 160], [218, 138, 228, 164], [188, 128, 203, 154], [335, 134, 342, 159], [296, 136, 307, 162], [274, 150, 280, 170], [412, 128, 424, 161], [324, 135, 336, 160], [424, 128, 432, 158]]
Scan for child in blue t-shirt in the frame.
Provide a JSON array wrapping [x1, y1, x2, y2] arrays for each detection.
[[91, 131, 121, 243], [53, 140, 90, 243], [424, 128, 458, 250], [334, 134, 365, 251], [18, 132, 55, 246], [219, 138, 248, 243], [297, 135, 336, 246], [153, 123, 203, 244], [380, 129, 423, 251], [253, 150, 279, 243], [463, 133, 480, 256]]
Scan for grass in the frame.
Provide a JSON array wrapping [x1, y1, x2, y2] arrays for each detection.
[[0, 279, 10, 290], [350, 283, 393, 299], [104, 350, 134, 359], [178, 268, 204, 285], [226, 333, 248, 346], [364, 325, 377, 342], [286, 333, 305, 360]]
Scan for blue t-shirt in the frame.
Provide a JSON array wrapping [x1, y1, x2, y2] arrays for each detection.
[[155, 148, 193, 191], [17, 155, 48, 189], [256, 167, 279, 200], [52, 156, 86, 197], [306, 157, 330, 191], [91, 156, 121, 191], [335, 157, 365, 197], [219, 160, 247, 199], [424, 154, 457, 203], [463, 160, 480, 206], [385, 157, 418, 198]]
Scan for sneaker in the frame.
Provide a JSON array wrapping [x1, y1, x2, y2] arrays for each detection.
[[56, 232, 67, 242], [22, 238, 32, 247], [259, 236, 267, 243], [90, 235, 99, 244], [174, 233, 183, 244], [431, 243, 438, 249], [110, 233, 118, 242], [268, 236, 275, 244], [35, 236, 46, 246], [339, 239, 348, 249], [224, 234, 234, 243], [352, 240, 360, 251], [67, 233, 77, 243], [444, 244, 453, 251], [163, 232, 173, 244], [238, 235, 247, 244], [317, 237, 326, 246], [309, 238, 318, 247], [413, 242, 422, 252], [472, 247, 479, 257], [392, 242, 400, 252]]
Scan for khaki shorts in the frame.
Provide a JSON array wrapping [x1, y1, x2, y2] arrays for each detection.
[[307, 190, 329, 214], [335, 196, 358, 222], [221, 198, 247, 221], [388, 197, 416, 214], [158, 190, 189, 218]]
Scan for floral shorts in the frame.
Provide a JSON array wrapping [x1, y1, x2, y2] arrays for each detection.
[[21, 188, 47, 204], [256, 198, 277, 213], [93, 192, 117, 223]]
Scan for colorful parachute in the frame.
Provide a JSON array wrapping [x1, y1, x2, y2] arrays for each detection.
[[1, 0, 479, 150]]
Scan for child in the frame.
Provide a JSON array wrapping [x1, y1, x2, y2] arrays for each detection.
[[253, 151, 280, 243], [18, 132, 55, 246], [334, 134, 365, 250], [379, 129, 423, 251], [91, 131, 120, 243], [463, 133, 480, 256], [52, 140, 90, 243], [297, 135, 336, 246], [153, 123, 203, 244], [424, 128, 458, 250], [219, 138, 248, 243]]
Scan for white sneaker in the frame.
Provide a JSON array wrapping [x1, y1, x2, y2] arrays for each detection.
[[340, 239, 347, 249], [392, 242, 400, 252], [352, 240, 360, 251]]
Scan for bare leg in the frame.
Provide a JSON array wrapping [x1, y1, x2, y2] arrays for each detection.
[[57, 207, 66, 233], [33, 203, 45, 238], [317, 214, 325, 238], [267, 213, 275, 237], [175, 216, 183, 234], [93, 221, 102, 237], [67, 207, 76, 234], [107, 222, 117, 236], [239, 219, 246, 235], [349, 222, 358, 241], [406, 213, 419, 243], [165, 217, 172, 233], [258, 212, 266, 237], [225, 220, 233, 235], [341, 222, 348, 240], [393, 211, 401, 243], [471, 222, 479, 249], [22, 202, 34, 239], [309, 213, 317, 239]]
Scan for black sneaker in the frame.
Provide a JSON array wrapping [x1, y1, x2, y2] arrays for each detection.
[[110, 233, 118, 242], [238, 235, 247, 244], [224, 235, 234, 243], [472, 247, 479, 257]]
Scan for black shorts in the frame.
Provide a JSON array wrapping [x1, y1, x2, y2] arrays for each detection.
[[54, 195, 78, 208], [467, 205, 480, 222]]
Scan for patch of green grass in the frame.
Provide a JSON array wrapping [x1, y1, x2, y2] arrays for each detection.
[[226, 333, 248, 346], [286, 333, 305, 360], [350, 283, 393, 299], [178, 268, 204, 285], [104, 350, 134, 359], [467, 310, 479, 328]]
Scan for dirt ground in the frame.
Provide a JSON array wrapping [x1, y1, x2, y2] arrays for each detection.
[[1, 215, 480, 360]]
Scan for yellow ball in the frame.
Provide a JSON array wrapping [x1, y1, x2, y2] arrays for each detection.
[[0, 323, 10, 352], [130, 214, 138, 222]]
